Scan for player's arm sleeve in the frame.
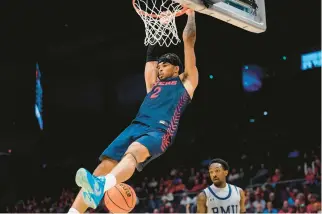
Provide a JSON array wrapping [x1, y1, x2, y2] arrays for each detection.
[[182, 10, 199, 90], [144, 60, 158, 93], [144, 44, 165, 93], [196, 191, 207, 213], [239, 188, 246, 213]]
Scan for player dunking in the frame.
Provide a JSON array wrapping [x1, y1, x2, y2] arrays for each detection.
[[197, 159, 246, 213], [68, 9, 198, 213]]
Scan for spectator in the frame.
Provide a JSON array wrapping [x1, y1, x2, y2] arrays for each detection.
[[253, 193, 266, 210], [180, 192, 192, 207], [253, 164, 269, 184], [255, 203, 264, 213], [296, 193, 306, 205], [163, 176, 173, 189], [56, 202, 65, 213], [189, 195, 197, 213], [228, 168, 241, 184], [305, 166, 316, 184], [255, 186, 264, 198], [189, 179, 207, 192], [313, 202, 321, 213], [313, 158, 321, 184], [278, 200, 292, 213], [268, 192, 279, 209], [179, 192, 192, 212], [171, 178, 186, 194], [195, 171, 201, 180], [159, 177, 165, 187], [290, 188, 298, 201], [294, 198, 300, 208], [190, 167, 195, 176], [161, 187, 174, 202], [245, 190, 253, 212], [187, 168, 196, 187], [6, 147, 321, 213], [283, 187, 295, 206], [306, 194, 319, 213], [148, 177, 158, 189], [135, 182, 149, 198], [159, 197, 172, 213], [263, 201, 278, 213], [271, 169, 282, 183], [296, 203, 306, 213], [147, 194, 157, 213], [170, 168, 178, 177]]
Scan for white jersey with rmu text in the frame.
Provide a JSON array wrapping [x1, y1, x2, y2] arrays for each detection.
[[203, 183, 241, 213]]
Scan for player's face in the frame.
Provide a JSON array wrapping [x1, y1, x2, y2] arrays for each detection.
[[157, 62, 178, 80], [209, 163, 228, 187]]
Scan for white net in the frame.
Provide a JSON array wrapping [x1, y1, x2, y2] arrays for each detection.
[[133, 0, 185, 47]]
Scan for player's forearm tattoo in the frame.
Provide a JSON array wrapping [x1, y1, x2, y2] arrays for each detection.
[[184, 14, 196, 42]]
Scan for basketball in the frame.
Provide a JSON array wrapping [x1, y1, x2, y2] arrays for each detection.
[[104, 183, 137, 213]]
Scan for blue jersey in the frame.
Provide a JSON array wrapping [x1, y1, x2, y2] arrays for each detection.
[[133, 76, 191, 136], [101, 76, 192, 165]]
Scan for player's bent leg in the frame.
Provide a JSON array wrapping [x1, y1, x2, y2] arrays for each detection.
[[75, 124, 167, 209], [94, 157, 118, 176], [78, 142, 151, 209], [109, 141, 151, 183], [69, 157, 118, 213], [72, 124, 139, 211], [75, 157, 118, 190]]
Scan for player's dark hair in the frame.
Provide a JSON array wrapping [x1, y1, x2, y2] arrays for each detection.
[[208, 158, 229, 171], [158, 53, 184, 74]]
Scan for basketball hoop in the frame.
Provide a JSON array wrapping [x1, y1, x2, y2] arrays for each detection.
[[133, 0, 188, 47]]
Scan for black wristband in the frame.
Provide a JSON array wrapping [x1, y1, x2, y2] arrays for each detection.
[[146, 44, 164, 62]]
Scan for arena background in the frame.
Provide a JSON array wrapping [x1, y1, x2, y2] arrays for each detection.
[[0, 0, 320, 212]]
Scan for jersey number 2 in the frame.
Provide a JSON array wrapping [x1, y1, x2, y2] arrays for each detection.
[[150, 86, 162, 99]]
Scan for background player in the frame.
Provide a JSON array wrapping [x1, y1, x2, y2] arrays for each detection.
[[68, 9, 198, 213], [197, 158, 246, 213]]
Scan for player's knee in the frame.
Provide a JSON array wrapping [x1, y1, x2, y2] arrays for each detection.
[[125, 142, 150, 163], [94, 157, 118, 176]]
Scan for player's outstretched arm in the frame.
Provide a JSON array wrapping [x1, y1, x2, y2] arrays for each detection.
[[144, 44, 159, 93], [144, 44, 164, 93], [144, 61, 158, 93], [196, 191, 207, 213], [240, 189, 246, 213], [181, 9, 199, 98]]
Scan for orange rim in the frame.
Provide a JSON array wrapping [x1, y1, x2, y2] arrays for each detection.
[[132, 0, 188, 18]]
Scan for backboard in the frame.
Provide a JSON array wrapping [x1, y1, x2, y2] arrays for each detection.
[[174, 0, 267, 33]]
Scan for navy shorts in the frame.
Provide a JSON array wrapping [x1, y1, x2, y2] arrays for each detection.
[[100, 122, 172, 171]]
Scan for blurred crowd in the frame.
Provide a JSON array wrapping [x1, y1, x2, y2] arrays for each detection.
[[5, 148, 321, 213]]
